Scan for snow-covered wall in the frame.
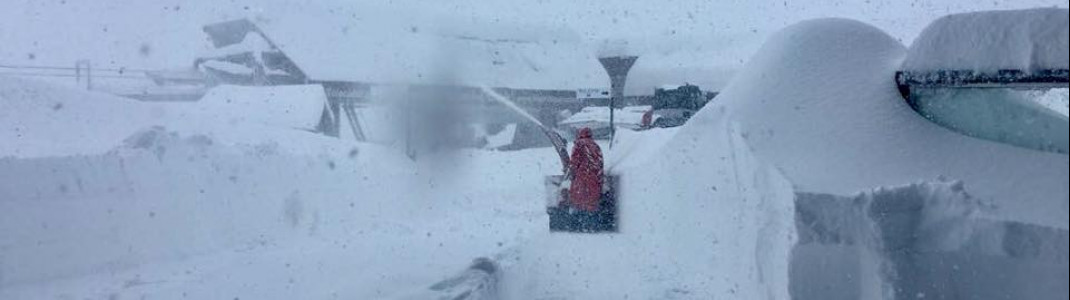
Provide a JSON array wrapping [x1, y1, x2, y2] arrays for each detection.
[[1, 129, 328, 285], [792, 181, 1068, 299]]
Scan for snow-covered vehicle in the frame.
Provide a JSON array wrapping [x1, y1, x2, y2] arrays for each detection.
[[896, 9, 1068, 154], [648, 84, 710, 128]]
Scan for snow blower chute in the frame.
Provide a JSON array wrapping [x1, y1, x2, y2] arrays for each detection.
[[480, 87, 618, 233]]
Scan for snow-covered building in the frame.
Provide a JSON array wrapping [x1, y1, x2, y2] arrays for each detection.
[[196, 15, 609, 142]]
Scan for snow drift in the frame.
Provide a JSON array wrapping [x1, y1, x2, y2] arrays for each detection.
[[689, 17, 1067, 299], [707, 18, 1067, 229], [0, 77, 549, 299], [0, 77, 161, 158]]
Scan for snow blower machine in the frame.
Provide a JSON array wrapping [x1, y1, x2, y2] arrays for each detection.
[[479, 87, 619, 233], [540, 131, 618, 233]]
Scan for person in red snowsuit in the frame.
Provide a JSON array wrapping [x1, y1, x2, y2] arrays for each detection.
[[567, 127, 604, 213]]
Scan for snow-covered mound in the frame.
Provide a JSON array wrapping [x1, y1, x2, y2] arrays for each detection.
[[901, 8, 1069, 73], [706, 18, 1067, 228], [604, 126, 680, 171], [0, 76, 550, 299], [0, 76, 349, 159], [0, 76, 163, 158], [685, 16, 1067, 298]]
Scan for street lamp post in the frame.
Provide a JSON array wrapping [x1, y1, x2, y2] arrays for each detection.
[[597, 56, 637, 144]]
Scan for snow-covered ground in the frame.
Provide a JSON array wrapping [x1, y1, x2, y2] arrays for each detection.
[[0, 76, 554, 299], [2, 6, 1068, 300]]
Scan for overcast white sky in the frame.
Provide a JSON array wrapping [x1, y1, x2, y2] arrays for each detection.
[[2, 0, 1066, 92]]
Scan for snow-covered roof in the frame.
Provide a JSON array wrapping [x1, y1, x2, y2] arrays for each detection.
[[901, 8, 1069, 73], [246, 10, 609, 90], [198, 31, 276, 60]]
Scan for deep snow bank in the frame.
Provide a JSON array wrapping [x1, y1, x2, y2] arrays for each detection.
[[1, 77, 550, 299], [698, 18, 1067, 228], [901, 8, 1069, 73], [0, 76, 162, 158], [1, 77, 337, 159], [0, 127, 374, 286], [690, 17, 1068, 299], [792, 181, 1068, 299]]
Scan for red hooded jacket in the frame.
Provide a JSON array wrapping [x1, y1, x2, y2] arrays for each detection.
[[567, 128, 604, 212]]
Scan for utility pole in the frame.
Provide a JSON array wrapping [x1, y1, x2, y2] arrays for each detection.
[[598, 56, 638, 144]]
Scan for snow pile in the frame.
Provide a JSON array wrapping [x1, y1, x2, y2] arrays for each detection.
[[0, 77, 335, 159], [704, 18, 1067, 228], [692, 16, 1067, 299], [604, 126, 680, 171], [0, 76, 551, 299], [0, 76, 161, 158], [901, 8, 1069, 73]]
